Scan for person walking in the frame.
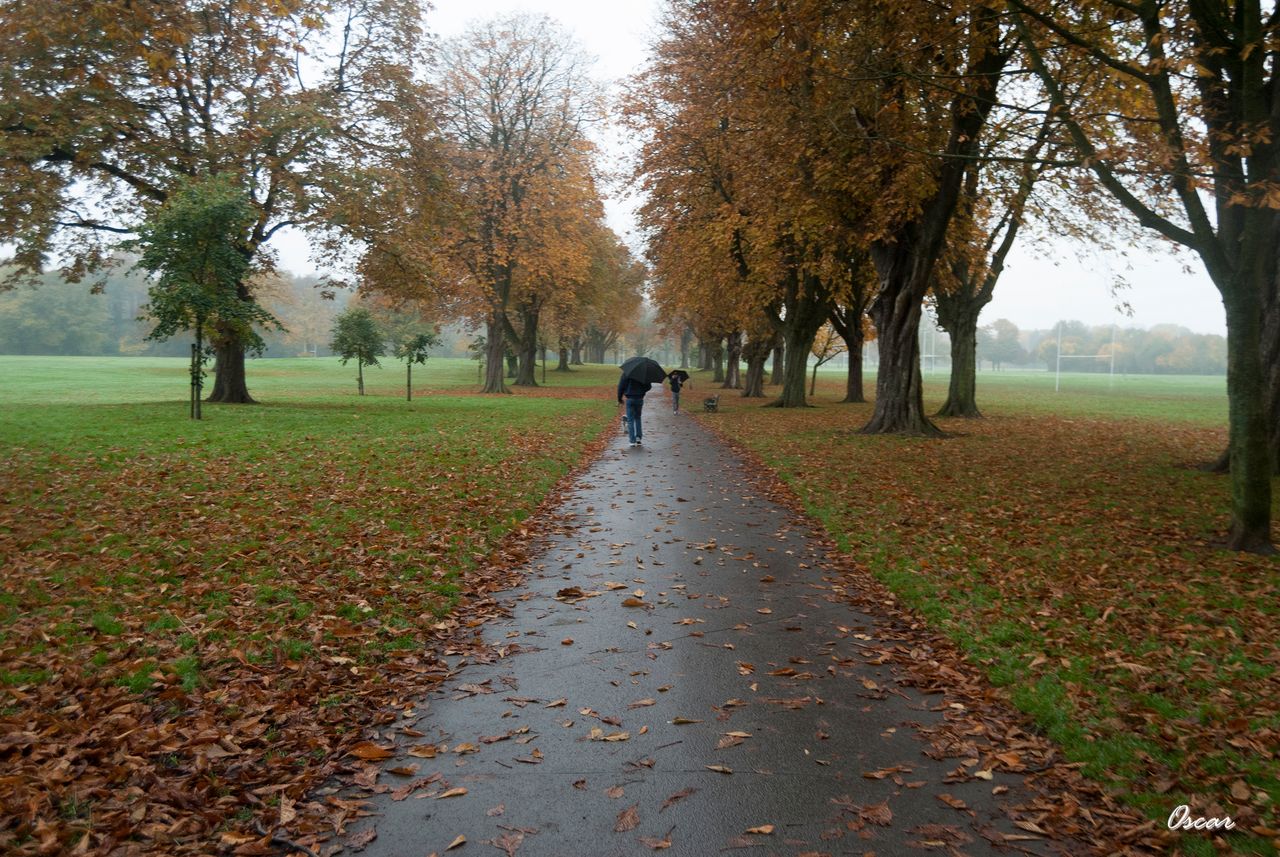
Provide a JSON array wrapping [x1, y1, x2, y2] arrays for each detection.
[[617, 357, 667, 448], [667, 370, 687, 414], [617, 374, 651, 447]]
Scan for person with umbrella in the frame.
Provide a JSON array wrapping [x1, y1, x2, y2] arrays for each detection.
[[617, 356, 666, 447], [667, 369, 690, 414]]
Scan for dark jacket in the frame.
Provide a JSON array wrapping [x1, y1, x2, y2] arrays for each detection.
[[669, 375, 683, 393], [617, 377, 651, 401]]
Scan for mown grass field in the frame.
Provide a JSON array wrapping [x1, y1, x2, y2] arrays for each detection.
[[702, 367, 1278, 855], [0, 355, 619, 853]]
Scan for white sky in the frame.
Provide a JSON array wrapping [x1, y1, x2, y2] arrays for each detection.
[[276, 0, 1229, 336]]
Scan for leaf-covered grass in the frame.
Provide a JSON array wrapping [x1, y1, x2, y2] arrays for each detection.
[[0, 356, 618, 853], [704, 369, 1278, 856]]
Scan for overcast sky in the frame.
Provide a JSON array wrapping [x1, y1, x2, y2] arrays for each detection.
[[276, 0, 1229, 336]]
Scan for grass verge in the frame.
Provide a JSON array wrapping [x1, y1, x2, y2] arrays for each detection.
[[0, 356, 618, 853], [702, 370, 1278, 856]]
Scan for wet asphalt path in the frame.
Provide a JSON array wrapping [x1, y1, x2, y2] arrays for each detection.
[[343, 388, 1076, 856]]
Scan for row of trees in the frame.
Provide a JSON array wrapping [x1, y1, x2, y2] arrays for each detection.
[[0, 4, 641, 402], [629, 0, 1279, 552]]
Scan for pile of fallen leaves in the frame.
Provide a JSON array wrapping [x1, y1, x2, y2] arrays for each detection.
[[0, 397, 613, 854], [701, 397, 1279, 853]]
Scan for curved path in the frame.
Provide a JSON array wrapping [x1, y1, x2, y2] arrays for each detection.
[[341, 389, 1087, 856]]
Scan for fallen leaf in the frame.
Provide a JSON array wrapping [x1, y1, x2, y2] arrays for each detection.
[[437, 787, 468, 799], [615, 804, 640, 833], [446, 833, 466, 850], [745, 825, 774, 835], [860, 801, 892, 826], [348, 741, 395, 761], [489, 832, 522, 857], [661, 787, 696, 812], [347, 828, 377, 851]]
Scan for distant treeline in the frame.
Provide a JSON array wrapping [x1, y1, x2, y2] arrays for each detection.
[[0, 265, 478, 359], [960, 318, 1226, 376]]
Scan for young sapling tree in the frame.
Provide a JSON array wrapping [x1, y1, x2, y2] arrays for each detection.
[[331, 308, 386, 396]]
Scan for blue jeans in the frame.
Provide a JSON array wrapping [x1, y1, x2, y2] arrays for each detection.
[[625, 397, 644, 443], [672, 389, 680, 412]]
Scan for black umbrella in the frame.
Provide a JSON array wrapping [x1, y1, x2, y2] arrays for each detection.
[[669, 369, 690, 382], [619, 356, 667, 384]]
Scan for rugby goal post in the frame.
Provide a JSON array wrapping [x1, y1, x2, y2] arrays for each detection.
[[1054, 322, 1117, 391]]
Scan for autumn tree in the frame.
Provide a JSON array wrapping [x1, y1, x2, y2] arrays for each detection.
[[424, 15, 605, 393], [628, 1, 830, 407], [563, 227, 645, 366], [0, 0, 434, 403], [932, 113, 1057, 417], [1008, 0, 1280, 551], [808, 323, 846, 396]]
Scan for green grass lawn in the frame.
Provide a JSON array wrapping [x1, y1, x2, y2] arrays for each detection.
[[0, 353, 621, 405], [0, 355, 619, 853], [804, 364, 1228, 424], [701, 367, 1278, 856]]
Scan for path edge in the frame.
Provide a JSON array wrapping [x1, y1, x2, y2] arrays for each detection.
[[691, 413, 1167, 856], [286, 415, 619, 851]]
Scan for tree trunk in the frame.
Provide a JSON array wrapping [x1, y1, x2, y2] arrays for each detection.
[[556, 346, 570, 371], [1223, 288, 1273, 552], [698, 339, 713, 371], [514, 306, 539, 386], [570, 338, 583, 365], [770, 341, 784, 385], [722, 331, 742, 389], [358, 360, 365, 396], [1207, 266, 1280, 475], [207, 336, 255, 403], [742, 340, 769, 398], [506, 353, 517, 378], [936, 308, 981, 417], [482, 315, 509, 394], [862, 271, 941, 435], [772, 327, 816, 407], [810, 362, 820, 397], [515, 350, 537, 385], [769, 278, 829, 408], [679, 328, 692, 369], [407, 363, 412, 401], [844, 347, 864, 403], [712, 340, 725, 383], [830, 301, 868, 404]]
